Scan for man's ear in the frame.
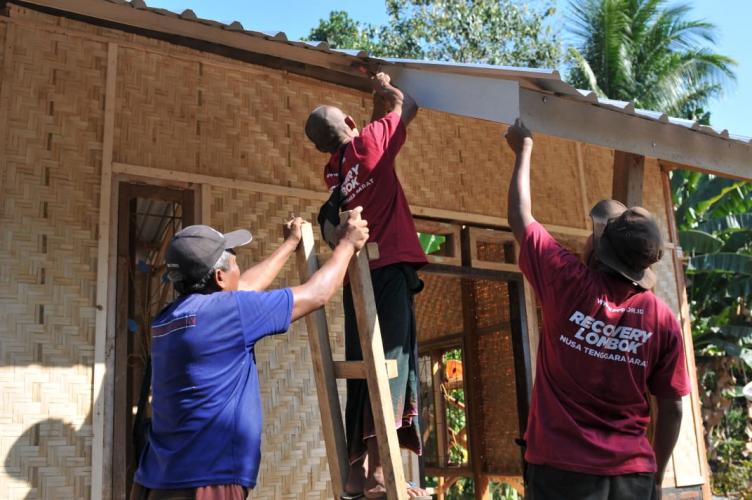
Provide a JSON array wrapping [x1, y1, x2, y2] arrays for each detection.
[[213, 269, 230, 291]]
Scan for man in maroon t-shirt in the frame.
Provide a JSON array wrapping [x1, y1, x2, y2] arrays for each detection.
[[305, 73, 429, 499], [505, 119, 689, 500]]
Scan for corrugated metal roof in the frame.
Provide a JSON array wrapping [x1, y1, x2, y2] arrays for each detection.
[[29, 0, 752, 147]]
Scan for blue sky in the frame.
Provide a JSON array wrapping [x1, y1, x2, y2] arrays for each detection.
[[146, 0, 751, 138]]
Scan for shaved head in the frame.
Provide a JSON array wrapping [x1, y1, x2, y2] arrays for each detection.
[[305, 105, 354, 153]]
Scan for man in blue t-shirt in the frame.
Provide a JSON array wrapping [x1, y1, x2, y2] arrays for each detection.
[[131, 210, 369, 500]]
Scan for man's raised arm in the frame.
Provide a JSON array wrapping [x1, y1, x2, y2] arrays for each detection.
[[371, 72, 418, 126], [505, 119, 536, 242]]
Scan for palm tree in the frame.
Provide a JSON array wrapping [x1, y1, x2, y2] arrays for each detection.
[[567, 0, 736, 120]]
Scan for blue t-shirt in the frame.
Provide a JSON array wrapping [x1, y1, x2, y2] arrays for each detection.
[[134, 288, 293, 489]]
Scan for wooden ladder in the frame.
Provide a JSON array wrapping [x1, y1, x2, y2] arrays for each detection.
[[292, 217, 409, 500]]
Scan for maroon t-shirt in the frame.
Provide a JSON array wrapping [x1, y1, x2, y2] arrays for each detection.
[[519, 222, 690, 475], [324, 112, 427, 270]]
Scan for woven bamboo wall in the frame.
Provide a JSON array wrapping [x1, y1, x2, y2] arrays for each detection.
[[0, 10, 107, 499], [205, 187, 346, 499], [0, 4, 704, 499]]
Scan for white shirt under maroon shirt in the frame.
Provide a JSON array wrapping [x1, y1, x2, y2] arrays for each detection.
[[323, 112, 427, 270], [519, 222, 690, 475]]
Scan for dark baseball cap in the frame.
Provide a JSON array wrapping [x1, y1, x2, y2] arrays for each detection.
[[165, 225, 252, 284], [590, 200, 664, 289]]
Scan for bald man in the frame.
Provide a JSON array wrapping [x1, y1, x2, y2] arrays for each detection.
[[305, 73, 430, 499]]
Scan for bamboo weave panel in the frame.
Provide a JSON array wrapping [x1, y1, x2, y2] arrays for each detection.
[[0, 20, 107, 500], [206, 186, 347, 500], [414, 274, 464, 344]]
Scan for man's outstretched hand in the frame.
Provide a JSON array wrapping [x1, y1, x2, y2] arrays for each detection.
[[505, 118, 533, 155]]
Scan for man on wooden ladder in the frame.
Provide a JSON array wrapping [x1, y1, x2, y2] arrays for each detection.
[[305, 72, 430, 499]]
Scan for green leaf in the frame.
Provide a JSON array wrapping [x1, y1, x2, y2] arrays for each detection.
[[717, 325, 752, 345], [678, 229, 723, 255], [696, 213, 752, 234], [714, 339, 742, 357], [418, 233, 446, 255], [721, 385, 745, 399], [686, 253, 752, 275], [727, 278, 752, 301], [741, 348, 752, 370]]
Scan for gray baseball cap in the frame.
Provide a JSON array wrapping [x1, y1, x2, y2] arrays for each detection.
[[165, 225, 252, 284]]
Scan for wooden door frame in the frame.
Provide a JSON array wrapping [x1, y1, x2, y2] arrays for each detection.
[[108, 178, 201, 499]]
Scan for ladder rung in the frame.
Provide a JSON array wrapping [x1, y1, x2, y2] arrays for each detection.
[[333, 360, 398, 379]]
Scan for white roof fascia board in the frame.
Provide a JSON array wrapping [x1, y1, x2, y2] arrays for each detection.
[[389, 66, 519, 125], [520, 88, 752, 181]]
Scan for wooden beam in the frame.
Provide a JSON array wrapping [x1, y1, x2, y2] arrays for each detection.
[[520, 88, 752, 182], [431, 351, 448, 469], [522, 279, 540, 383], [612, 150, 645, 206], [293, 222, 349, 499], [112, 162, 593, 238], [92, 41, 117, 500], [333, 360, 398, 380], [574, 142, 591, 227], [341, 213, 407, 500], [660, 167, 711, 495], [459, 227, 489, 500], [413, 219, 462, 267]]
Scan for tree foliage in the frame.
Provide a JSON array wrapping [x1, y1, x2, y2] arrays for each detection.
[[305, 1, 561, 68], [567, 0, 736, 119], [672, 169, 752, 495]]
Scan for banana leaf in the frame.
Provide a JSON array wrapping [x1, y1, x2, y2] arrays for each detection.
[[696, 213, 752, 234], [678, 229, 723, 255], [418, 233, 446, 255], [687, 253, 752, 275]]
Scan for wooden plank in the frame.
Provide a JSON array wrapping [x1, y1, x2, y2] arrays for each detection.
[[200, 184, 211, 225], [293, 222, 348, 499], [413, 219, 462, 266], [660, 167, 710, 494], [467, 227, 519, 272], [111, 161, 594, 238], [341, 212, 408, 500], [520, 88, 752, 182], [92, 41, 118, 500], [612, 150, 645, 206], [431, 351, 448, 469], [333, 360, 398, 380], [574, 142, 591, 227], [522, 279, 540, 382], [459, 227, 489, 500]]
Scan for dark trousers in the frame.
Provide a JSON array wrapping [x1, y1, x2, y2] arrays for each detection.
[[525, 464, 657, 500], [343, 264, 422, 463]]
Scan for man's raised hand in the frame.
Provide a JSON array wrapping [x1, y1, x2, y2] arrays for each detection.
[[505, 118, 533, 155]]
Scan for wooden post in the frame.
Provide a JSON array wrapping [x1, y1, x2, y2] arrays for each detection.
[[660, 166, 712, 499], [293, 222, 349, 499], [92, 41, 118, 500], [460, 228, 490, 500], [341, 214, 408, 500], [612, 150, 645, 206], [431, 351, 448, 469]]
